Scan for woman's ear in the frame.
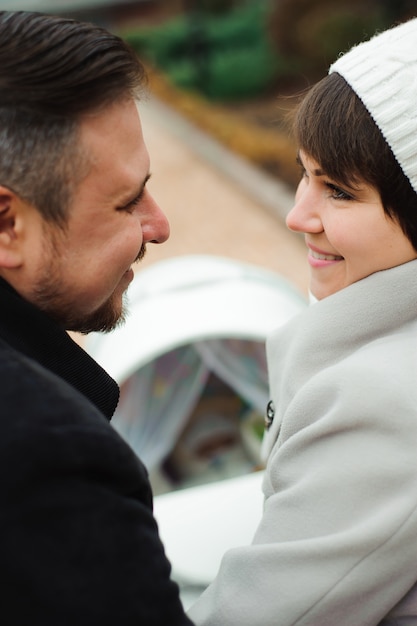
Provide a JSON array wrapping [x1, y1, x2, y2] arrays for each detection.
[[0, 186, 25, 269]]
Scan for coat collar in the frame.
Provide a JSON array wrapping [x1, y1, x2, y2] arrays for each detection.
[[0, 277, 119, 419], [263, 259, 417, 459], [268, 259, 417, 382]]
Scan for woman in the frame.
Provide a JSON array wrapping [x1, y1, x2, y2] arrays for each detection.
[[188, 17, 417, 626]]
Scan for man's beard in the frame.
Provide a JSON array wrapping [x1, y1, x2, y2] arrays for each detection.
[[64, 291, 129, 335], [34, 273, 129, 335], [32, 231, 146, 334]]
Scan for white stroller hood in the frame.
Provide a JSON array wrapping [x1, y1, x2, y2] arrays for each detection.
[[86, 255, 306, 472]]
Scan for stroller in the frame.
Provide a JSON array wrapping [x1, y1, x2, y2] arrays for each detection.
[[86, 254, 306, 604]]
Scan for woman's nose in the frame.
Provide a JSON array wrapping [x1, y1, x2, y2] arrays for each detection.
[[286, 179, 323, 234]]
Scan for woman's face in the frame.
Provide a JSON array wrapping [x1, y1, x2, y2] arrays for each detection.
[[286, 150, 417, 300]]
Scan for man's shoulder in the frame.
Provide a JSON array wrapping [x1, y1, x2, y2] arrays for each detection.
[[0, 335, 108, 430], [0, 334, 149, 485]]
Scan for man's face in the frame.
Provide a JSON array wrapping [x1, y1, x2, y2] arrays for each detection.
[[30, 98, 170, 333]]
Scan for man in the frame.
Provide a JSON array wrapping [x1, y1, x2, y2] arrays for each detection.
[[0, 10, 193, 625]]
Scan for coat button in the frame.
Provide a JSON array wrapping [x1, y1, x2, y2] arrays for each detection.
[[265, 400, 275, 429]]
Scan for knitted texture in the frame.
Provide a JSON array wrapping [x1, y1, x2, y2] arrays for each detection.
[[329, 18, 417, 193]]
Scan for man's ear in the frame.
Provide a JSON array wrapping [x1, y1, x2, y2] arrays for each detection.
[[0, 185, 25, 269]]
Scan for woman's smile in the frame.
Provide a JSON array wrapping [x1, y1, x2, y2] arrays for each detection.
[[307, 243, 344, 267]]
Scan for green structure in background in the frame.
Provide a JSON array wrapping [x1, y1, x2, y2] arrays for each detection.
[[124, 1, 281, 100]]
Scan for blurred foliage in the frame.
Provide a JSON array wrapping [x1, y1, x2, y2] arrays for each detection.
[[124, 0, 416, 102], [123, 1, 287, 100], [267, 0, 405, 81], [184, 0, 237, 15]]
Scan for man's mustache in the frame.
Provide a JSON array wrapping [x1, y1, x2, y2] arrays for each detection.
[[135, 244, 146, 263]]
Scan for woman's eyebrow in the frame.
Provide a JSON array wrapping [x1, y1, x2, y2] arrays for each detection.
[[296, 152, 324, 176]]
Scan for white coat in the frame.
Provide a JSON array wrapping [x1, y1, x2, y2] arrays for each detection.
[[188, 259, 417, 625]]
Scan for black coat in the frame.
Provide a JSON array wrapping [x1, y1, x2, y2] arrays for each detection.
[[0, 278, 194, 626]]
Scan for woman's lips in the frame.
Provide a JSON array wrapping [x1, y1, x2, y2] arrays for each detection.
[[307, 244, 344, 268]]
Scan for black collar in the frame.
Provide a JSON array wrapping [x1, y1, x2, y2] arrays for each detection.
[[0, 277, 119, 419]]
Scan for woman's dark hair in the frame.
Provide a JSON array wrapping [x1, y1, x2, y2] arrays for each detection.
[[0, 11, 147, 225], [294, 71, 417, 251]]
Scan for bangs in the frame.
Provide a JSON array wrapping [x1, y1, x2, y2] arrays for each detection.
[[293, 71, 417, 251], [293, 72, 387, 189]]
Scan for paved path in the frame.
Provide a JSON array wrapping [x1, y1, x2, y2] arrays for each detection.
[[137, 97, 309, 296]]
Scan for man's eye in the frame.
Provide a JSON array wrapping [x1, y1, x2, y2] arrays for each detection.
[[120, 192, 144, 213], [128, 193, 143, 209]]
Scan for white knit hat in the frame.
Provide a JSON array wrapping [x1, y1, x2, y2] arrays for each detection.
[[329, 18, 417, 193]]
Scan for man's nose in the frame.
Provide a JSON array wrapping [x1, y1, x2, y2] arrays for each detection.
[[142, 193, 170, 244]]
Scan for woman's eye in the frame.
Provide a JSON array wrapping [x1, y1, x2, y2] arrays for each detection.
[[326, 183, 353, 201]]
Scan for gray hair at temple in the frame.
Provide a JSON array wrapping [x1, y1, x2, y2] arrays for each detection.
[[0, 11, 147, 226]]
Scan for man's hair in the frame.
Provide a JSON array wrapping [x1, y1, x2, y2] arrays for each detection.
[[0, 11, 147, 225], [294, 72, 417, 252]]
